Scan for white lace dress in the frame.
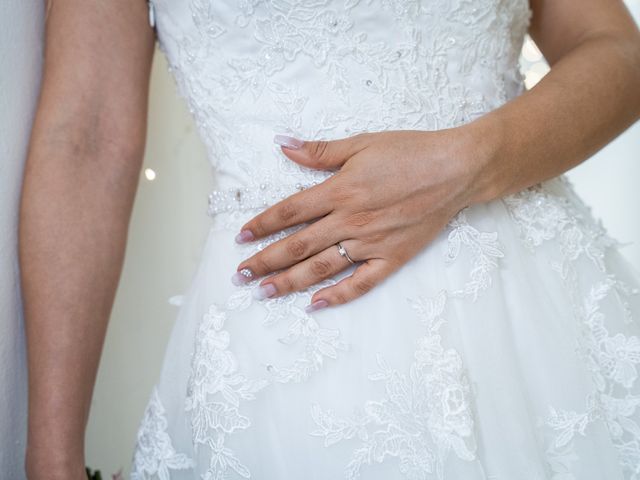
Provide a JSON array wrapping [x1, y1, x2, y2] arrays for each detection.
[[129, 1, 640, 479]]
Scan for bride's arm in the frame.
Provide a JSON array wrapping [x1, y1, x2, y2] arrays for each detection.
[[466, 0, 640, 204], [19, 1, 154, 478]]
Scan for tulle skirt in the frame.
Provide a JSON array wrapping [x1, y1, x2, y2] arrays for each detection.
[[130, 174, 640, 480]]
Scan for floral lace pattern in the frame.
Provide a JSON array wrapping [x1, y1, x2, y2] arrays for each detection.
[[184, 303, 269, 479], [177, 220, 352, 478], [310, 289, 478, 480], [130, 387, 195, 479], [502, 176, 640, 479], [151, 0, 532, 192], [227, 222, 350, 384], [444, 207, 505, 302]]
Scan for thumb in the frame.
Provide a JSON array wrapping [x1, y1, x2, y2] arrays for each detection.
[[273, 133, 369, 170]]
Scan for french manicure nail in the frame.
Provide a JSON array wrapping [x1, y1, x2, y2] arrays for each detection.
[[274, 134, 304, 150], [305, 299, 329, 313], [231, 268, 254, 286], [235, 230, 254, 243], [253, 283, 277, 300]]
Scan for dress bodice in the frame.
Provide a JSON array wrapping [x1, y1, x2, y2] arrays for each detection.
[[149, 0, 532, 213]]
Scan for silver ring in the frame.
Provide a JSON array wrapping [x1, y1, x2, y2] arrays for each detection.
[[336, 242, 355, 264]]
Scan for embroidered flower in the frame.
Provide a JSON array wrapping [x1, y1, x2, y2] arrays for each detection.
[[601, 333, 640, 389], [184, 304, 269, 479], [130, 387, 195, 479], [310, 290, 478, 479], [444, 207, 505, 301], [504, 177, 640, 477]]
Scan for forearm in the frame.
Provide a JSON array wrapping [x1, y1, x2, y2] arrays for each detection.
[[465, 31, 640, 205], [19, 1, 154, 476], [19, 134, 141, 467]]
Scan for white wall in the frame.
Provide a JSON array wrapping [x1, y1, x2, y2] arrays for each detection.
[[0, 1, 44, 478], [84, 3, 640, 478]]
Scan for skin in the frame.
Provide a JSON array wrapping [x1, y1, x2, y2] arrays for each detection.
[[18, 0, 640, 478], [235, 0, 640, 311], [20, 0, 154, 478]]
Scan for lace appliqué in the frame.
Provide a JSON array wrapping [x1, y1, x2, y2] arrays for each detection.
[[224, 222, 350, 383], [444, 206, 505, 302], [310, 289, 478, 479], [184, 303, 269, 480], [183, 223, 350, 478], [131, 387, 195, 480], [503, 176, 640, 479], [152, 0, 532, 191]]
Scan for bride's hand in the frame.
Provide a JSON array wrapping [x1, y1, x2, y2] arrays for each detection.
[[232, 126, 492, 312]]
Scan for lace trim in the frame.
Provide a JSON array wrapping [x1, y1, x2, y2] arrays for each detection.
[[130, 387, 195, 479]]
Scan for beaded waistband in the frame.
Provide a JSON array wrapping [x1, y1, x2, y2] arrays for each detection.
[[207, 180, 322, 216]]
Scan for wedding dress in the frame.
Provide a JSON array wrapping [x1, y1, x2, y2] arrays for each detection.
[[129, 1, 640, 479]]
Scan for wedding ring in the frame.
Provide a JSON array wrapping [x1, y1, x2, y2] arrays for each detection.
[[336, 242, 355, 264]]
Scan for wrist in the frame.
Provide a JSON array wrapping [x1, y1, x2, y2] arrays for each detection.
[[456, 112, 507, 206], [26, 436, 86, 479], [25, 449, 86, 480]]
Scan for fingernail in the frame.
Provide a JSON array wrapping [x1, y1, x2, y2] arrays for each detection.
[[274, 134, 304, 150], [235, 230, 254, 244], [305, 299, 329, 313], [253, 283, 277, 300], [231, 268, 254, 286]]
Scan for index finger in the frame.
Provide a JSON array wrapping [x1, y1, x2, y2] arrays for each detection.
[[236, 174, 340, 241]]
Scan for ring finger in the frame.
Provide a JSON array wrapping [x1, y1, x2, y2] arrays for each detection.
[[251, 239, 363, 300]]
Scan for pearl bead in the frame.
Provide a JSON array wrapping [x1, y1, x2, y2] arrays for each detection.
[[207, 181, 320, 216]]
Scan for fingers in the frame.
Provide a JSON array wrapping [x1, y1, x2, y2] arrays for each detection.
[[236, 174, 340, 241], [237, 238, 396, 312], [233, 216, 344, 283], [250, 240, 363, 300], [235, 131, 373, 242], [305, 258, 395, 312], [274, 132, 371, 170]]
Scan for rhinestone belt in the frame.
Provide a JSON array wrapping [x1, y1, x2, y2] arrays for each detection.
[[207, 180, 323, 216]]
